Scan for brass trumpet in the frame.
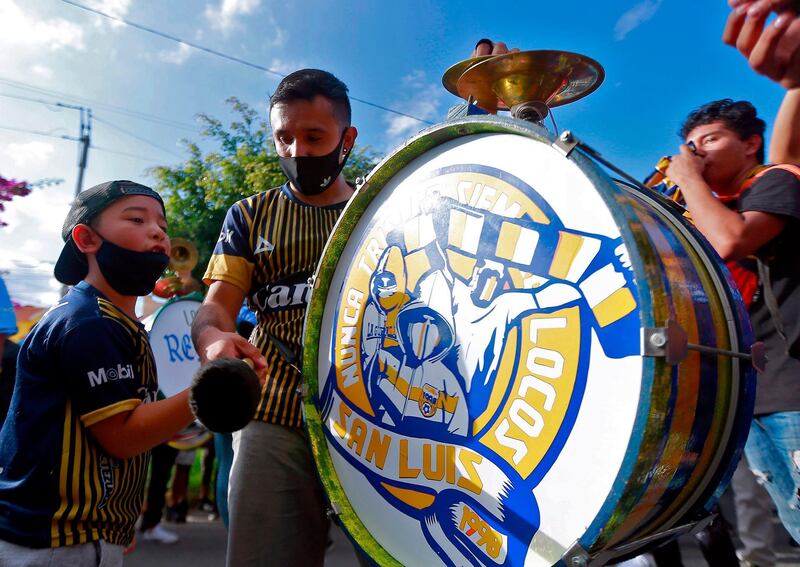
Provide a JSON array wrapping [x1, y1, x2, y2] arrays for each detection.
[[169, 237, 199, 273]]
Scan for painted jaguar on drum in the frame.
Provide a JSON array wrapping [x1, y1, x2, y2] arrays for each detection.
[[318, 163, 641, 566]]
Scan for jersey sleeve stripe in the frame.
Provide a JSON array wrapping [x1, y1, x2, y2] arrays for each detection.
[[203, 255, 254, 292], [80, 399, 141, 427]]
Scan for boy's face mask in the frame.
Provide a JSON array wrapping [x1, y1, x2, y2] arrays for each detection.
[[95, 238, 169, 296], [278, 129, 350, 196]]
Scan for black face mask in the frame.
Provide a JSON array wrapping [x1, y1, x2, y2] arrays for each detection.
[[95, 239, 170, 296], [278, 130, 350, 196]]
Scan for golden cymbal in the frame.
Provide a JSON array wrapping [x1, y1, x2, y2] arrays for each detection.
[[456, 50, 604, 112], [442, 55, 510, 111], [442, 55, 493, 96]]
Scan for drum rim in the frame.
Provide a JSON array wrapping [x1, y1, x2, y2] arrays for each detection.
[[144, 292, 204, 332], [301, 115, 688, 564]]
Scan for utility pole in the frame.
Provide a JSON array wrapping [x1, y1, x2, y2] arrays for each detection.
[[55, 103, 92, 297], [55, 102, 92, 196], [74, 107, 92, 196]]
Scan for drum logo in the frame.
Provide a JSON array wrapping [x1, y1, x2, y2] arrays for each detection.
[[319, 165, 640, 565]]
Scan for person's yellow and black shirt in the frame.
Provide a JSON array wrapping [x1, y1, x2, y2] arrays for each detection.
[[204, 183, 346, 428], [0, 281, 158, 548]]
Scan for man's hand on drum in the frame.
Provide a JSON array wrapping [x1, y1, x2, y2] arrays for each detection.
[[724, 0, 800, 88], [197, 329, 267, 385], [471, 38, 520, 57], [666, 145, 708, 194], [191, 281, 268, 381]]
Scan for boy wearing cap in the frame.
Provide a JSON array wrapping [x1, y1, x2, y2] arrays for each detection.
[[0, 180, 195, 566]]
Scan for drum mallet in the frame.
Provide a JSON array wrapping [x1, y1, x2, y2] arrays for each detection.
[[189, 358, 261, 433]]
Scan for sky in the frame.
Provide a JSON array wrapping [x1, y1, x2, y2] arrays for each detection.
[[0, 0, 790, 307]]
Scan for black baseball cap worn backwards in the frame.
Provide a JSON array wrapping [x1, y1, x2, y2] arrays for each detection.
[[54, 180, 166, 285]]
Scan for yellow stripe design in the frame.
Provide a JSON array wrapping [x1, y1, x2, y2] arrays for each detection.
[[593, 287, 638, 327], [203, 254, 254, 293], [381, 482, 435, 510], [446, 250, 477, 281], [80, 399, 141, 427], [380, 359, 459, 414], [549, 232, 584, 279], [448, 209, 483, 255]]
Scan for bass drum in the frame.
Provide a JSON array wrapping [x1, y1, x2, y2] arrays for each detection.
[[145, 296, 212, 450], [303, 116, 756, 566]]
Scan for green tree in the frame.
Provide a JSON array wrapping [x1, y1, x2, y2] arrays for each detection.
[[152, 97, 378, 281]]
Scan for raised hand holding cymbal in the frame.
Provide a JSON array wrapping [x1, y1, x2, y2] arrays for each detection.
[[723, 1, 800, 88]]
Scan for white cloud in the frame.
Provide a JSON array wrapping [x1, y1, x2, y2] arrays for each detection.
[[268, 58, 306, 75], [383, 71, 444, 148], [205, 0, 261, 33], [614, 0, 662, 41], [157, 42, 193, 65], [31, 65, 54, 80], [5, 142, 55, 168], [265, 14, 287, 47], [87, 0, 132, 29], [0, 185, 69, 308], [0, 255, 61, 308], [0, 0, 86, 51]]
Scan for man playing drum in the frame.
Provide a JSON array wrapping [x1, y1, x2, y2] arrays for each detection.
[[191, 69, 358, 567], [666, 97, 800, 545]]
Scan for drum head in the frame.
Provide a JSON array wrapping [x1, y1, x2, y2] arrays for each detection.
[[146, 297, 202, 397], [304, 117, 660, 566]]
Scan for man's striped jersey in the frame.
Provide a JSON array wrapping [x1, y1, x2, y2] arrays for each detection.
[[204, 184, 347, 427], [0, 282, 159, 548]]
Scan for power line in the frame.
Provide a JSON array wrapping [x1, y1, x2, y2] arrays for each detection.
[[91, 144, 167, 163], [0, 89, 184, 159], [0, 124, 168, 163], [94, 115, 184, 159], [0, 91, 70, 111], [0, 124, 78, 141], [59, 0, 434, 125], [0, 77, 199, 132]]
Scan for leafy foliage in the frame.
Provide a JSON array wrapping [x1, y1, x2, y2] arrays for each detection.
[[152, 98, 378, 281], [0, 177, 31, 227]]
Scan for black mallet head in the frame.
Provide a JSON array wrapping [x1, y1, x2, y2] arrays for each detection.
[[189, 358, 261, 433]]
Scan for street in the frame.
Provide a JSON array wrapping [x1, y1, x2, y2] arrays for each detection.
[[124, 509, 800, 567]]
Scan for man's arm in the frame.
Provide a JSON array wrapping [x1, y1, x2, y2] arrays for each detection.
[[667, 145, 786, 261], [771, 88, 800, 163], [191, 280, 266, 368]]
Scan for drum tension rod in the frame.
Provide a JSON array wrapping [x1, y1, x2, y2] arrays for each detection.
[[552, 131, 653, 195], [643, 319, 764, 370], [326, 501, 342, 521], [581, 514, 716, 566]]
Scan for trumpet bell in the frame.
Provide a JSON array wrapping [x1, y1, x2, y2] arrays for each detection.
[[169, 237, 199, 273]]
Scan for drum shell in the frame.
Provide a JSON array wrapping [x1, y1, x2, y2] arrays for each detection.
[[303, 116, 755, 565]]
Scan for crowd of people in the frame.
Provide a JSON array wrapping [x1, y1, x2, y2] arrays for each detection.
[[0, 1, 798, 566]]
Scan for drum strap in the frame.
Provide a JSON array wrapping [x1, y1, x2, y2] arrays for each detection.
[[742, 164, 800, 355], [756, 259, 789, 353]]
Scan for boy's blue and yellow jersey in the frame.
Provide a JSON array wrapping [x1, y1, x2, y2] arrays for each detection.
[[204, 184, 346, 428], [0, 281, 159, 548]]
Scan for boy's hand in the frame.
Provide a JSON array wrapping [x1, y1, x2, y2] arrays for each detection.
[[666, 145, 707, 192]]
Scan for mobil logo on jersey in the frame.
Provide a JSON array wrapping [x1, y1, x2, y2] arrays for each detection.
[[318, 163, 641, 565]]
